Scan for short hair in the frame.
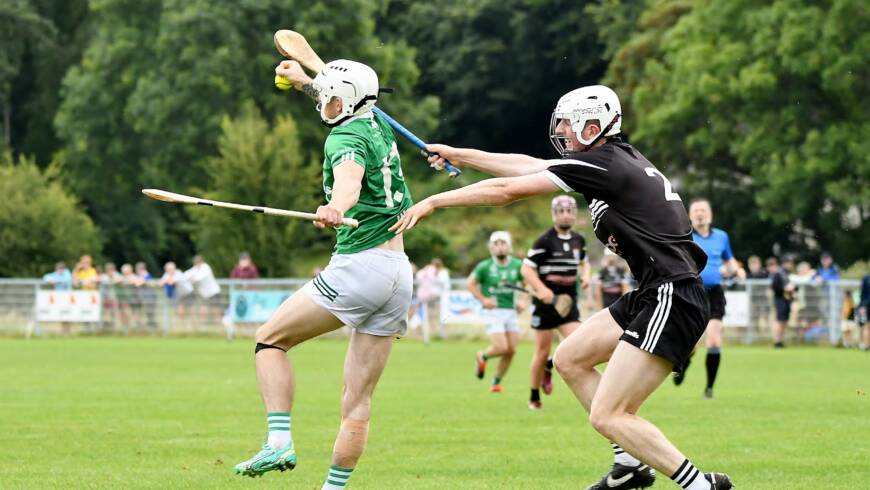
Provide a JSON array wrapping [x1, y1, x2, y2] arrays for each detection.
[[689, 197, 711, 208], [765, 257, 778, 266], [239, 251, 251, 260]]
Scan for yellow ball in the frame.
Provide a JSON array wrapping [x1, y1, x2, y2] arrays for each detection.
[[274, 74, 293, 91]]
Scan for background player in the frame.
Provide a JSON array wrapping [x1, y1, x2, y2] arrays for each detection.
[[234, 59, 414, 490], [597, 250, 631, 310], [522, 195, 590, 410], [675, 198, 745, 398], [468, 231, 527, 392], [393, 84, 733, 489]]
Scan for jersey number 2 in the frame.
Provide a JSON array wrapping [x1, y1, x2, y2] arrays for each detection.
[[644, 168, 682, 201]]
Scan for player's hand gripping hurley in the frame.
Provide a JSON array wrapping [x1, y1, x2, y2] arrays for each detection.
[[500, 282, 573, 318], [273, 29, 461, 177], [142, 189, 359, 228]]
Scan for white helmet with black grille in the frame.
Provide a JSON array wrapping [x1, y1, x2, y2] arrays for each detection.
[[549, 85, 622, 155], [312, 59, 380, 127]]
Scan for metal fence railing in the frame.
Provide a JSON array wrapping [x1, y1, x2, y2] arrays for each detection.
[[0, 277, 861, 345]]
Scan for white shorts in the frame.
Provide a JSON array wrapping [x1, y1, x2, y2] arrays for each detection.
[[483, 308, 520, 334], [303, 248, 413, 337]]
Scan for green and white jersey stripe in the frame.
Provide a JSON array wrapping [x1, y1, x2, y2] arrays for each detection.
[[323, 112, 413, 254]]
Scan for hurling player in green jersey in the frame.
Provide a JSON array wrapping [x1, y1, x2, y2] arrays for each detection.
[[234, 58, 413, 490], [467, 231, 527, 392]]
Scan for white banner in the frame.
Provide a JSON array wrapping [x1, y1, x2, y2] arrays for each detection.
[[36, 291, 102, 322], [440, 290, 485, 325], [723, 290, 749, 327]]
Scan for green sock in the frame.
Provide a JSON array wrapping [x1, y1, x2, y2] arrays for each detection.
[[266, 411, 291, 448], [481, 353, 489, 361], [492, 377, 501, 385], [324, 465, 354, 488]]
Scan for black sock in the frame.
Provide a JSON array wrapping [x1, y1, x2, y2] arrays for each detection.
[[530, 389, 540, 402], [545, 357, 553, 370], [705, 349, 721, 389]]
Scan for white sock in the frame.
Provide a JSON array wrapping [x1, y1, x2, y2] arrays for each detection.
[[672, 459, 711, 490], [266, 412, 291, 449], [611, 442, 641, 466]]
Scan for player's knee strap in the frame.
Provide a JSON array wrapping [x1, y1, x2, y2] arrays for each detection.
[[255, 342, 286, 354], [333, 417, 369, 461], [707, 346, 721, 355]]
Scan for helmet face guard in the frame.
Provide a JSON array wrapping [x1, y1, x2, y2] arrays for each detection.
[[549, 85, 622, 155], [312, 60, 380, 127]]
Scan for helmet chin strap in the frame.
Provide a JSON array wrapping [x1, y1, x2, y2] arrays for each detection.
[[321, 94, 381, 128], [556, 223, 572, 231], [575, 113, 621, 152]]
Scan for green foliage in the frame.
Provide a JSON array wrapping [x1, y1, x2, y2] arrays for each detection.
[[378, 0, 606, 158], [0, 151, 101, 277], [186, 103, 322, 277], [605, 0, 869, 263], [53, 0, 441, 271]]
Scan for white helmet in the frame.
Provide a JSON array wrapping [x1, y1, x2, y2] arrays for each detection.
[[312, 59, 379, 127], [549, 85, 622, 155], [488, 230, 513, 254]]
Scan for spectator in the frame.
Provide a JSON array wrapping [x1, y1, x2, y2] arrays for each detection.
[[42, 262, 72, 290], [73, 255, 99, 290], [231, 252, 260, 279], [136, 262, 158, 329], [120, 263, 143, 327], [746, 255, 767, 279], [770, 256, 795, 348], [596, 251, 630, 310], [100, 262, 124, 330], [812, 252, 840, 283], [185, 255, 221, 324], [811, 252, 841, 342], [746, 255, 770, 336], [160, 261, 191, 301], [415, 258, 451, 339]]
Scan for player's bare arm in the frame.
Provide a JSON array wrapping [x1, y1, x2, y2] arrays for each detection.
[[467, 275, 496, 309], [580, 259, 592, 289], [315, 161, 364, 228], [390, 173, 559, 233], [521, 262, 555, 304], [424, 144, 551, 177]]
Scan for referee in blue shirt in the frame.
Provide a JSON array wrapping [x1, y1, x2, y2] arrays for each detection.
[[675, 198, 745, 398]]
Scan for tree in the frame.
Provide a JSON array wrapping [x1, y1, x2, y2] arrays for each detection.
[[0, 151, 101, 277], [186, 103, 324, 277], [378, 0, 607, 160], [55, 0, 441, 269], [0, 0, 58, 150], [604, 0, 869, 264]]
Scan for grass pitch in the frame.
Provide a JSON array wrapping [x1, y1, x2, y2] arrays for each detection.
[[1, 337, 867, 489]]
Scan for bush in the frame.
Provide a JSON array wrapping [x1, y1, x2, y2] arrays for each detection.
[[0, 151, 102, 276]]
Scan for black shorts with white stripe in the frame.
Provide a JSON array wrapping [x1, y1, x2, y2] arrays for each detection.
[[608, 278, 709, 374]]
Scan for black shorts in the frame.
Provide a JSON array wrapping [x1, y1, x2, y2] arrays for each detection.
[[705, 285, 726, 320], [774, 297, 791, 322], [530, 296, 580, 330], [608, 278, 709, 373]]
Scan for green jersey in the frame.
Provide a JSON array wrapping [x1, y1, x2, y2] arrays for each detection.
[[472, 256, 524, 309], [323, 112, 413, 254]]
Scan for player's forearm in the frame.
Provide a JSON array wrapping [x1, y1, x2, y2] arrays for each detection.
[[453, 148, 549, 177], [300, 81, 319, 101], [428, 178, 527, 210], [466, 279, 487, 303], [521, 264, 547, 294], [582, 262, 592, 283]]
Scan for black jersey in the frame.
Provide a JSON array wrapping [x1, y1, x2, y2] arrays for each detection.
[[524, 228, 587, 297], [541, 139, 707, 292]]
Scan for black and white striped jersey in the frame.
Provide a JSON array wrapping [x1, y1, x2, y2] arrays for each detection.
[[540, 138, 707, 292], [524, 228, 587, 297]]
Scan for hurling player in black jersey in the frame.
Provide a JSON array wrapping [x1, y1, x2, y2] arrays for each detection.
[[391, 85, 733, 490], [523, 195, 590, 411]]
